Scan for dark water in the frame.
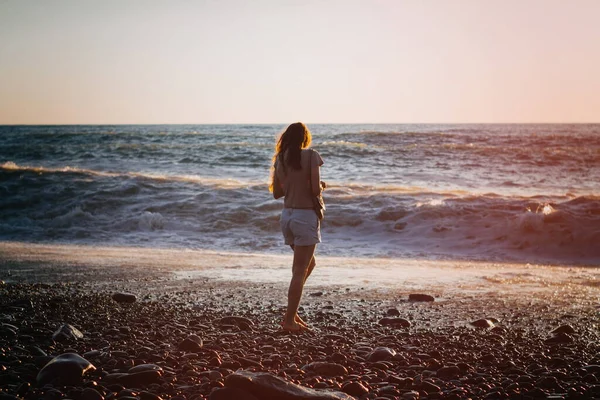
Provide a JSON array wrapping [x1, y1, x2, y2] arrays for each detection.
[[1, 124, 599, 264]]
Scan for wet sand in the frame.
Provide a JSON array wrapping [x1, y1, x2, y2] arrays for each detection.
[[0, 241, 599, 399]]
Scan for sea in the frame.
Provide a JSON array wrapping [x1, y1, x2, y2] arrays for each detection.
[[1, 124, 599, 265]]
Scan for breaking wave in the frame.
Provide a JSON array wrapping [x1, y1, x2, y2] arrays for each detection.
[[1, 162, 598, 264]]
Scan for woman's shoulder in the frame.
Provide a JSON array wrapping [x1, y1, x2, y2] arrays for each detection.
[[301, 148, 321, 156], [302, 148, 324, 166]]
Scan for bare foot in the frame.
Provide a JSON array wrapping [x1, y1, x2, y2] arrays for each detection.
[[281, 321, 305, 332], [295, 314, 308, 327]]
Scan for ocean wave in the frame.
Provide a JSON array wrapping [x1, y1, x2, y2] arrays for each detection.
[[2, 122, 599, 264], [0, 161, 263, 189], [321, 140, 369, 148], [1, 162, 598, 264]]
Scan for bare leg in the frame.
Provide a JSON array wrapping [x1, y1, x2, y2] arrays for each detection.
[[282, 244, 316, 331], [287, 246, 314, 327], [304, 255, 316, 284], [294, 255, 316, 327]]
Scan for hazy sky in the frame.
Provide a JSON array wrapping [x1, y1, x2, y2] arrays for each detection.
[[1, 0, 599, 124]]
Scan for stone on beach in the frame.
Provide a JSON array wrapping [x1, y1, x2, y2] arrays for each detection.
[[118, 370, 163, 387], [112, 292, 137, 303], [545, 332, 574, 344], [469, 319, 495, 328], [402, 390, 420, 400], [436, 365, 460, 379], [215, 316, 254, 326], [302, 361, 349, 377], [2, 266, 599, 400], [52, 323, 84, 342], [386, 308, 400, 316], [37, 353, 96, 386], [215, 316, 254, 330], [225, 370, 354, 400], [367, 347, 397, 362], [408, 293, 435, 302], [551, 324, 576, 335], [178, 334, 203, 352], [341, 381, 369, 397], [105, 370, 163, 388], [379, 317, 411, 327], [129, 364, 163, 373]]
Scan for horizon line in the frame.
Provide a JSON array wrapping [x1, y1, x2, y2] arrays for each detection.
[[1, 122, 599, 126]]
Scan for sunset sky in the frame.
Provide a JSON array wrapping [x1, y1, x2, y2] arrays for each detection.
[[1, 0, 599, 124]]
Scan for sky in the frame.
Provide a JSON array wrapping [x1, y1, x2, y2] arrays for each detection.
[[0, 0, 599, 124]]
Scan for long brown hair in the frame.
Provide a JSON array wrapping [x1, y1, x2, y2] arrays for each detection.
[[269, 122, 312, 193]]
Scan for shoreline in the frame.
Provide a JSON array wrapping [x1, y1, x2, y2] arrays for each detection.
[[0, 241, 599, 399]]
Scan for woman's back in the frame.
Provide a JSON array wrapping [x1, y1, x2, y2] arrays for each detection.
[[275, 148, 323, 209]]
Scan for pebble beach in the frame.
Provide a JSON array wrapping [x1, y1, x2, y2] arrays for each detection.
[[1, 243, 599, 400]]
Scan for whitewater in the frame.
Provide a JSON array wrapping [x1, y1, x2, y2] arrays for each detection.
[[0, 124, 599, 264]]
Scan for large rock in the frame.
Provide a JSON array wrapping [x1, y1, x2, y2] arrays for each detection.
[[469, 319, 495, 329], [52, 324, 84, 342], [302, 362, 348, 377], [551, 325, 575, 335], [367, 347, 396, 362], [408, 294, 434, 302], [112, 292, 137, 303], [37, 353, 96, 386], [545, 332, 574, 345], [225, 370, 354, 400]]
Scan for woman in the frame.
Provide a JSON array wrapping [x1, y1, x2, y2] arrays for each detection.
[[270, 122, 324, 332]]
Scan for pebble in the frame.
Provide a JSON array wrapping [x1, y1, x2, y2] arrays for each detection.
[[402, 390, 420, 400], [469, 319, 495, 328], [378, 317, 411, 327], [215, 316, 254, 326], [112, 292, 137, 303], [2, 281, 598, 400], [437, 365, 460, 379], [52, 323, 84, 341], [420, 381, 441, 393], [37, 353, 96, 386], [178, 334, 203, 352], [341, 381, 369, 397], [116, 370, 163, 388], [129, 364, 163, 373], [384, 308, 400, 318], [367, 347, 397, 362], [303, 361, 349, 377]]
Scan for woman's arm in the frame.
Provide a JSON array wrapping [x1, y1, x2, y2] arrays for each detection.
[[273, 171, 284, 199], [311, 153, 322, 196]]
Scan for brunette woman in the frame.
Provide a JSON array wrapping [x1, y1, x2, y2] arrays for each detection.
[[270, 122, 324, 332]]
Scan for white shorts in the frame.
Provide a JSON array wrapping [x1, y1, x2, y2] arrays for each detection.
[[280, 208, 321, 246]]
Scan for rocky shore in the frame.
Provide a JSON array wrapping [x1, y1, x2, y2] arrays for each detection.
[[1, 276, 599, 400]]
